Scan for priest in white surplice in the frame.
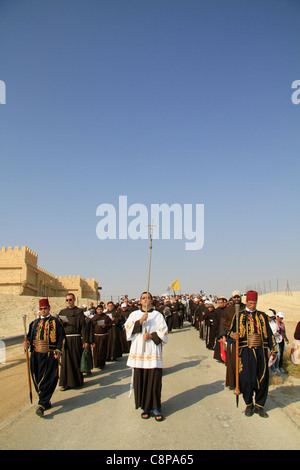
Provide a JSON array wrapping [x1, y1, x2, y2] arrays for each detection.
[[125, 292, 169, 421]]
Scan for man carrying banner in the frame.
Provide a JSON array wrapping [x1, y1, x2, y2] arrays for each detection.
[[125, 292, 169, 421], [23, 298, 65, 416]]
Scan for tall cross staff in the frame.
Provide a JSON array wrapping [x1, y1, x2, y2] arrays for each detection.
[[142, 222, 158, 353]]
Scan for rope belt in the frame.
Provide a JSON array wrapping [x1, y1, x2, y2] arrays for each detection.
[[94, 333, 108, 336], [248, 333, 262, 348], [66, 334, 81, 337]]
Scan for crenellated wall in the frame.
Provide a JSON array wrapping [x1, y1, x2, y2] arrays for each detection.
[[0, 246, 100, 300]]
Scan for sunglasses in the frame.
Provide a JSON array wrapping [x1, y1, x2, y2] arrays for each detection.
[[66, 299, 73, 302]]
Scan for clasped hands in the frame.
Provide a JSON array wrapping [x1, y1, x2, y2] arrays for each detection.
[[139, 313, 153, 341]]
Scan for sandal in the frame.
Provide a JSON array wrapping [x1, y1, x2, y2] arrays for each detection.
[[141, 411, 151, 419], [154, 414, 164, 422]]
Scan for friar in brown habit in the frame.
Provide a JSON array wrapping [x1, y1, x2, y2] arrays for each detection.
[[58, 293, 89, 390], [221, 290, 245, 388], [213, 296, 227, 361], [106, 301, 124, 361], [92, 305, 112, 369]]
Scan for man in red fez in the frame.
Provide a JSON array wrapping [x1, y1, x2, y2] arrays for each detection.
[[23, 298, 66, 416], [39, 298, 50, 309], [246, 290, 258, 303], [230, 291, 277, 418]]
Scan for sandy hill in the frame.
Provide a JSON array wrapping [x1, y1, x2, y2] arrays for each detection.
[[256, 291, 300, 341]]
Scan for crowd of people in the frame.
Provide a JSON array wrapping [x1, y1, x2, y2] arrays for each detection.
[[185, 291, 298, 374], [23, 290, 300, 420]]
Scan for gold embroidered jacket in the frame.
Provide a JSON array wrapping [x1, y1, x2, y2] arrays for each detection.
[[229, 309, 277, 354], [27, 315, 66, 353]]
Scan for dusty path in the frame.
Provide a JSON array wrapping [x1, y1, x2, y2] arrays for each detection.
[[0, 322, 300, 450]]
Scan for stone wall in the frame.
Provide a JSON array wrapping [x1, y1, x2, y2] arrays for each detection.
[[0, 246, 100, 301]]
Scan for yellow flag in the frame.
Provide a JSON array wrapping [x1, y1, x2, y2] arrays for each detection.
[[171, 279, 180, 292]]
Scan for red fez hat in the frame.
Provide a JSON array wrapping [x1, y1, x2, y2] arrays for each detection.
[[39, 298, 50, 309], [246, 290, 258, 302]]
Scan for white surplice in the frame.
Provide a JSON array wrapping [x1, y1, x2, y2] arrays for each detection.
[[125, 309, 169, 369]]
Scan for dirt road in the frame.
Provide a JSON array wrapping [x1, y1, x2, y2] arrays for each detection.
[[0, 322, 299, 450]]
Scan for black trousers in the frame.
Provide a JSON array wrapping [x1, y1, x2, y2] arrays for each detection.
[[31, 351, 59, 408], [239, 347, 269, 408], [278, 341, 285, 368]]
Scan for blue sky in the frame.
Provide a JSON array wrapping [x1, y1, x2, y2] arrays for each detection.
[[1, 0, 299, 300]]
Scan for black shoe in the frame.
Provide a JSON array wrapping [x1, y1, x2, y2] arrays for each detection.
[[244, 404, 254, 417], [254, 405, 269, 418], [36, 406, 44, 417]]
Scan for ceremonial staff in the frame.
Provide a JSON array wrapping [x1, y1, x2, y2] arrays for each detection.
[[22, 314, 33, 404], [142, 223, 156, 353], [234, 303, 240, 407]]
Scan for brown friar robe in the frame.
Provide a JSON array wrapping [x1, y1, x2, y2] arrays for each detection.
[[294, 321, 300, 340], [198, 303, 208, 338], [120, 308, 132, 353], [106, 308, 124, 361], [213, 306, 227, 361], [221, 302, 245, 388], [58, 306, 88, 389], [92, 313, 112, 368], [204, 307, 216, 349]]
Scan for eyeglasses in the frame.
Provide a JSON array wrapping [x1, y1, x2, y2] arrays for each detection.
[[66, 299, 73, 302], [233, 295, 240, 299]]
